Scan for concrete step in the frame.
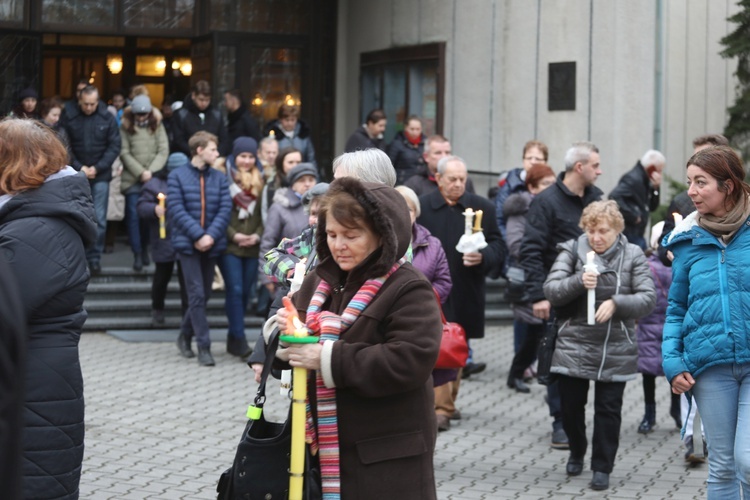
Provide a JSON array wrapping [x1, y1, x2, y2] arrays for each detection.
[[83, 315, 264, 332]]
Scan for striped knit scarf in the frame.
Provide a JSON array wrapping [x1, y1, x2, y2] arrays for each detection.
[[305, 258, 405, 499]]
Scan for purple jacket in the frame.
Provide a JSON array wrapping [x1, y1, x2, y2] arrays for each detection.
[[636, 254, 671, 376], [411, 223, 452, 302]]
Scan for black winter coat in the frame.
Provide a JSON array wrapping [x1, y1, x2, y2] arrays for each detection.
[[344, 125, 386, 153], [172, 94, 231, 157], [608, 161, 660, 244], [61, 101, 121, 182], [0, 168, 97, 500], [519, 174, 602, 304], [227, 106, 261, 143], [403, 166, 476, 197], [387, 131, 425, 185], [417, 189, 505, 338], [0, 256, 26, 500]]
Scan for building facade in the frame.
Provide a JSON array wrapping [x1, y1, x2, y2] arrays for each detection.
[[335, 0, 740, 195]]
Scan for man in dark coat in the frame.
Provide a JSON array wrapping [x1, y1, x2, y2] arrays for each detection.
[[344, 108, 387, 153], [608, 149, 664, 249], [0, 256, 26, 500], [404, 135, 475, 196], [519, 141, 603, 450], [61, 84, 121, 275], [417, 155, 505, 429], [224, 89, 261, 143], [172, 80, 231, 157]]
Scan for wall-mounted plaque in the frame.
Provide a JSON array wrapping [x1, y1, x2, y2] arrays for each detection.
[[548, 61, 576, 111]]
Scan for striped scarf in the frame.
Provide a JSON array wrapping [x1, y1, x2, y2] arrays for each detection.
[[305, 258, 405, 499]]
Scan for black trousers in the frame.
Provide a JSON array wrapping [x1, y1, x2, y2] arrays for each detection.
[[177, 253, 216, 348], [151, 261, 188, 314], [509, 321, 546, 379], [557, 374, 626, 473]]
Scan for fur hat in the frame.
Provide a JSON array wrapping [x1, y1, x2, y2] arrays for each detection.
[[131, 95, 152, 114], [232, 137, 258, 159], [287, 163, 318, 186]]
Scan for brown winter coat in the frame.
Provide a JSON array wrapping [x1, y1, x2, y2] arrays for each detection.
[[292, 177, 441, 499]]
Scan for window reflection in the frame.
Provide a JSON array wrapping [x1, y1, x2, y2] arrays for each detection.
[[0, 0, 24, 23], [209, 0, 308, 34], [123, 0, 194, 29], [42, 0, 114, 27]]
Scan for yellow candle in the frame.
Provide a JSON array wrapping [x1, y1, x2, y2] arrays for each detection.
[[473, 209, 483, 232], [157, 193, 166, 239], [289, 318, 307, 500]]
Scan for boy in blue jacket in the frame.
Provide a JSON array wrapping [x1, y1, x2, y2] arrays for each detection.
[[167, 131, 232, 366]]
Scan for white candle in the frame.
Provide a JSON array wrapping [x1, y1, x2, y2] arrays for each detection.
[[289, 260, 306, 293], [583, 250, 598, 325], [462, 208, 475, 236], [673, 212, 683, 226]]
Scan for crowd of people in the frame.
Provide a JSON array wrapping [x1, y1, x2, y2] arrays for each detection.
[[2, 78, 749, 499]]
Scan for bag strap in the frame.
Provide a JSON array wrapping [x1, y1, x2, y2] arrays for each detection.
[[433, 288, 447, 326], [253, 330, 281, 408]]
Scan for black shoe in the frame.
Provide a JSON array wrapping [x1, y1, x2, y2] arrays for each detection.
[[226, 336, 252, 357], [507, 376, 531, 393], [670, 404, 682, 430], [551, 427, 569, 450], [436, 414, 451, 432], [197, 347, 215, 366], [176, 333, 195, 358], [684, 437, 706, 464], [142, 250, 150, 267], [449, 409, 462, 421], [590, 471, 609, 490], [463, 362, 487, 378], [133, 253, 143, 272], [152, 309, 165, 326], [566, 456, 584, 476], [638, 403, 656, 434], [89, 261, 102, 276]]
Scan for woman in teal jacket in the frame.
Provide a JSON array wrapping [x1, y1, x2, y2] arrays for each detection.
[[662, 145, 750, 499]]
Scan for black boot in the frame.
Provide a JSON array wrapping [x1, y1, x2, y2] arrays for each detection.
[[133, 253, 143, 272], [226, 336, 252, 357], [637, 403, 656, 434], [176, 333, 195, 358], [197, 346, 215, 366], [507, 373, 530, 393], [142, 250, 150, 267], [590, 471, 609, 490]]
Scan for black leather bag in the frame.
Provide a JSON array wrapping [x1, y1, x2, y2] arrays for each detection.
[[536, 321, 558, 386], [217, 332, 321, 500]]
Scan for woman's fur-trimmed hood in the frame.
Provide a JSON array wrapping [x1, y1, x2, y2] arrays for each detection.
[[316, 177, 412, 279], [121, 106, 163, 134]]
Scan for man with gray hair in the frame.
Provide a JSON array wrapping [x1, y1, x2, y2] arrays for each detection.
[[608, 149, 665, 249], [518, 141, 603, 450], [417, 155, 505, 431]]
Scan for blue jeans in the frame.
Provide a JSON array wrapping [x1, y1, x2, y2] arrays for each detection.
[[218, 254, 258, 339], [692, 363, 750, 499], [86, 180, 109, 264], [125, 188, 148, 254]]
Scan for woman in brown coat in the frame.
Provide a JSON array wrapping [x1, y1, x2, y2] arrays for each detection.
[[275, 177, 442, 499]]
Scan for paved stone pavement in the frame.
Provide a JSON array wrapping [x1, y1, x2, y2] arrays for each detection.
[[79, 325, 707, 499]]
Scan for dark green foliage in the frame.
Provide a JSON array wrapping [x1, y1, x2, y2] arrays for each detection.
[[720, 1, 750, 157]]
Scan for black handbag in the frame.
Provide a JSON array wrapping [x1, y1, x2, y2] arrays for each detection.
[[536, 320, 558, 386], [217, 331, 321, 500]]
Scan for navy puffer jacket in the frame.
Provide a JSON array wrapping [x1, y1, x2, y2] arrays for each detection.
[[167, 163, 232, 258], [0, 168, 97, 500]]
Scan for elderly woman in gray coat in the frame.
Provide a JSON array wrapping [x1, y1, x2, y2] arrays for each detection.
[[543, 200, 655, 491]]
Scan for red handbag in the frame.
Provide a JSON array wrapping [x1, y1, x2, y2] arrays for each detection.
[[433, 290, 469, 369]]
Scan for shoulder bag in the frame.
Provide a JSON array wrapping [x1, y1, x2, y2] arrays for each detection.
[[433, 289, 469, 370], [217, 331, 321, 500]]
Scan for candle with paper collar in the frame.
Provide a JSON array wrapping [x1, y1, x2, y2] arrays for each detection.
[[462, 208, 475, 236], [157, 193, 166, 239], [472, 209, 483, 232], [282, 296, 308, 500], [673, 212, 683, 226], [584, 251, 598, 325]]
